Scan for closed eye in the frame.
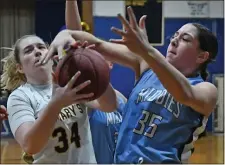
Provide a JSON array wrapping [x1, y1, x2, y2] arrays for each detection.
[[24, 46, 34, 54]]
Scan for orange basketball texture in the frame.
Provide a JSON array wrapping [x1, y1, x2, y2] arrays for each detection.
[[55, 47, 110, 101]]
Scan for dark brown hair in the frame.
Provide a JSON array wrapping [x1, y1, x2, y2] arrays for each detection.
[[191, 23, 218, 81]]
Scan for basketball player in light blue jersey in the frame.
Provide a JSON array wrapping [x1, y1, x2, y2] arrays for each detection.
[[107, 8, 218, 163], [89, 61, 127, 164], [42, 6, 218, 163], [89, 89, 126, 164]]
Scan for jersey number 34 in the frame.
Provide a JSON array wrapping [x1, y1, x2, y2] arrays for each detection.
[[133, 110, 162, 138], [52, 122, 80, 153]]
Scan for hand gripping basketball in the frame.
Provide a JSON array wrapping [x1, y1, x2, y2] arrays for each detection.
[[55, 45, 110, 101]]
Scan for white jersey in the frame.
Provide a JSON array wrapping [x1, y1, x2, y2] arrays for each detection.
[[7, 83, 96, 164]]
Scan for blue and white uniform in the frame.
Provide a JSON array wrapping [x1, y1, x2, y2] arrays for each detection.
[[114, 69, 207, 164]]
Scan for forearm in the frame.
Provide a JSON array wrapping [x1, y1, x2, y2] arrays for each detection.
[[65, 0, 82, 30], [24, 100, 62, 154], [96, 83, 117, 112], [142, 47, 193, 103], [69, 30, 140, 73]]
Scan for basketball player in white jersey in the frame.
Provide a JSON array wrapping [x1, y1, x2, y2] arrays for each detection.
[[1, 34, 118, 163]]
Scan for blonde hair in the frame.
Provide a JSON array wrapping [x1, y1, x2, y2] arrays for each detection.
[[1, 35, 37, 91], [1, 49, 26, 91]]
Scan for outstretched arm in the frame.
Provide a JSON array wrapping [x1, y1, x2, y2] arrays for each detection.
[[110, 6, 218, 116], [69, 31, 146, 79], [65, 0, 82, 30]]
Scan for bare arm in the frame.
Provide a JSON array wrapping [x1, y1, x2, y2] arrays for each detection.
[[65, 2, 140, 73], [8, 72, 93, 154], [108, 7, 218, 117], [86, 84, 117, 112], [65, 3, 148, 79], [68, 30, 150, 79], [65, 0, 82, 30], [7, 93, 63, 155], [115, 89, 127, 103], [140, 47, 217, 116]]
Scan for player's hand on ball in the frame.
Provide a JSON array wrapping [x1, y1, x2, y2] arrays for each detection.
[[40, 30, 76, 65], [51, 71, 94, 108], [110, 6, 150, 56], [0, 105, 8, 120]]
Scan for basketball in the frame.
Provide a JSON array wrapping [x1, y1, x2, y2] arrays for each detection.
[[55, 47, 110, 101]]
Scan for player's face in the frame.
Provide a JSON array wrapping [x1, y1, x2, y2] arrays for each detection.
[[17, 36, 53, 84], [166, 24, 201, 72]]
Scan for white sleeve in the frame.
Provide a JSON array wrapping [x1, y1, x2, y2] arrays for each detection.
[[7, 89, 35, 136]]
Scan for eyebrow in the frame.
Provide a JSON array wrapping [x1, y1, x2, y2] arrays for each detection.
[[23, 43, 46, 51], [23, 45, 33, 51], [174, 31, 194, 38]]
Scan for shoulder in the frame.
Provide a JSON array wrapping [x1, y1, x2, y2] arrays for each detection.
[[8, 86, 29, 102], [7, 86, 31, 110], [193, 82, 218, 99], [115, 90, 127, 103], [189, 82, 218, 116]]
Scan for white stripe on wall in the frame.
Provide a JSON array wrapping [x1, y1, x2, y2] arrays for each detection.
[[93, 1, 125, 17], [93, 1, 223, 18], [163, 1, 223, 18]]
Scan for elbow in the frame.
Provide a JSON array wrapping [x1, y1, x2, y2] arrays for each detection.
[[22, 143, 39, 155], [21, 136, 42, 155], [23, 145, 38, 155]]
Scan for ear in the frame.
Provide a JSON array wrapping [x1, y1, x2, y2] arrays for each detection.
[[16, 63, 24, 74], [196, 51, 209, 64]]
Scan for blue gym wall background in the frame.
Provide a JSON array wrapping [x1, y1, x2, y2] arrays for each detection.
[[1, 0, 224, 136]]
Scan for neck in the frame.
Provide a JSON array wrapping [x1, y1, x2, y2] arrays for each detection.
[[179, 67, 199, 78], [26, 75, 52, 86]]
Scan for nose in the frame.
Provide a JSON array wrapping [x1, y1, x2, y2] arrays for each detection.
[[35, 52, 42, 57], [170, 37, 178, 47], [34, 48, 42, 57]]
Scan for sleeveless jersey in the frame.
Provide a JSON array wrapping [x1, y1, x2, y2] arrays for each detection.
[[7, 83, 96, 164], [114, 69, 207, 164], [89, 96, 126, 164]]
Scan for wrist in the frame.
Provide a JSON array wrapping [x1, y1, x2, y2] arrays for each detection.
[[48, 98, 64, 112]]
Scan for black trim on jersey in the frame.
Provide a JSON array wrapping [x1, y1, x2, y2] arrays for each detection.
[[134, 69, 152, 88], [177, 115, 204, 162]]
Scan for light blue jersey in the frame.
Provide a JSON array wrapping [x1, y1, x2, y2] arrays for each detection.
[[114, 69, 207, 164], [89, 96, 126, 164]]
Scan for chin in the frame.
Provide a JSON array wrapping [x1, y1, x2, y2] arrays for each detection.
[[165, 56, 173, 63]]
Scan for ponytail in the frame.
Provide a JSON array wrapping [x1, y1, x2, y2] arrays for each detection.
[[1, 49, 26, 91], [200, 62, 209, 81]]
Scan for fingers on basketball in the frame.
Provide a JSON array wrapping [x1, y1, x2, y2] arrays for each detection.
[[65, 71, 81, 90], [73, 93, 94, 103], [72, 79, 92, 94]]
